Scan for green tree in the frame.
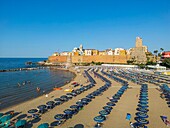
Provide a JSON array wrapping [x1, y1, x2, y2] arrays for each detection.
[[160, 48, 164, 52], [153, 50, 158, 62], [161, 58, 170, 68]]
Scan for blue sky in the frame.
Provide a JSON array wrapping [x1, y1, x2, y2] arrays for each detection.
[[0, 0, 170, 57]]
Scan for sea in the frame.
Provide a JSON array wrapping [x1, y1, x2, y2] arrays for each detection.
[[0, 58, 75, 110]]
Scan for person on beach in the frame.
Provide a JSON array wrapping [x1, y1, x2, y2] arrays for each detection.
[[129, 122, 134, 128]]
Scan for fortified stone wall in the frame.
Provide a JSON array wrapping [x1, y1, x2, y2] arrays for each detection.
[[48, 55, 129, 64], [48, 56, 67, 63]]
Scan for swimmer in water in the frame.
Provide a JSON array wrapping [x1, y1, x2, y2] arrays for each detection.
[[36, 87, 40, 92]]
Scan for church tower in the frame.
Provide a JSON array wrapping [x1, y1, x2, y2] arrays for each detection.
[[79, 44, 83, 51]]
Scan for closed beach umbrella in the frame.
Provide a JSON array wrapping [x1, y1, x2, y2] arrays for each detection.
[[94, 115, 106, 123], [99, 110, 109, 116], [15, 120, 26, 127], [37, 123, 49, 128], [28, 109, 38, 114]]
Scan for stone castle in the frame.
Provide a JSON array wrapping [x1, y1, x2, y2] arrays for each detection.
[[48, 37, 147, 65]]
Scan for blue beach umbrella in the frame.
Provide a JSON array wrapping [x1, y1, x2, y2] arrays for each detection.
[[54, 114, 65, 121], [137, 107, 149, 112], [135, 117, 149, 125], [70, 105, 79, 110], [46, 101, 55, 105], [94, 115, 106, 123], [138, 103, 149, 108], [28, 109, 38, 114], [15, 120, 26, 127], [64, 109, 73, 115], [37, 105, 46, 110], [107, 102, 116, 106], [103, 106, 113, 111], [54, 98, 62, 102], [136, 112, 148, 118], [60, 95, 68, 101], [99, 110, 109, 116], [0, 114, 11, 123], [139, 101, 148, 104], [37, 123, 49, 128], [0, 113, 3, 118]]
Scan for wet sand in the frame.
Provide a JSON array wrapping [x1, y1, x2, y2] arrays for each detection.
[[1, 68, 170, 128]]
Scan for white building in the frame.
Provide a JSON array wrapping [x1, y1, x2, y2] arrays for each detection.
[[60, 51, 69, 56], [52, 52, 59, 56], [85, 49, 93, 56], [114, 48, 124, 55], [105, 49, 114, 55]]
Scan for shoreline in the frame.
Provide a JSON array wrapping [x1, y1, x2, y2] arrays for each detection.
[[0, 67, 77, 111]]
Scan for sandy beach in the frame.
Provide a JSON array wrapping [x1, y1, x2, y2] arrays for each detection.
[[1, 67, 170, 128]]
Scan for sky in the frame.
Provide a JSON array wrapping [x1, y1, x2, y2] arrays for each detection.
[[0, 0, 170, 58]]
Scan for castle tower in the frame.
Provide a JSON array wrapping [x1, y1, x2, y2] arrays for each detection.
[[136, 37, 143, 48], [130, 37, 147, 64]]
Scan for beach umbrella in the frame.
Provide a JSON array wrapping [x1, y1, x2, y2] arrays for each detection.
[[55, 101, 61, 106], [137, 107, 149, 112], [136, 112, 148, 118], [28, 109, 38, 114], [110, 99, 118, 103], [99, 110, 110, 116], [46, 101, 55, 106], [94, 115, 106, 123], [37, 105, 46, 110], [138, 104, 149, 108], [106, 102, 116, 106], [15, 120, 26, 127], [135, 117, 149, 125], [63, 109, 73, 115], [103, 106, 113, 111], [74, 124, 84, 128], [139, 97, 148, 101], [54, 98, 61, 102], [0, 114, 11, 123], [0, 113, 3, 118], [54, 114, 65, 121], [138, 101, 148, 104], [37, 123, 49, 128], [60, 95, 68, 101], [70, 105, 79, 110]]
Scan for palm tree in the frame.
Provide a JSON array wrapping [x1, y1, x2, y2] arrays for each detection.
[[160, 48, 164, 52], [153, 50, 158, 62]]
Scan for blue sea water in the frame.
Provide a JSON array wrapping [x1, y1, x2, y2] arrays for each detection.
[[0, 58, 75, 110], [0, 58, 47, 70]]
